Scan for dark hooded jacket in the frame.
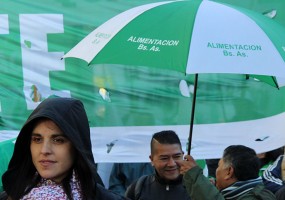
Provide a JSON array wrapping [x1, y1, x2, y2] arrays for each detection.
[[1, 97, 127, 200]]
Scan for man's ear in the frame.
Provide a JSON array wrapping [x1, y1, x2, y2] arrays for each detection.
[[225, 166, 235, 180], [149, 155, 154, 166]]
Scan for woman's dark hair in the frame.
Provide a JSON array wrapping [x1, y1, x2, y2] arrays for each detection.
[[5, 118, 97, 200], [58, 150, 97, 200], [4, 122, 39, 200], [73, 151, 97, 199]]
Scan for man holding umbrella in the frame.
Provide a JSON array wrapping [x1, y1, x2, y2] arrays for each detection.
[[177, 145, 276, 200]]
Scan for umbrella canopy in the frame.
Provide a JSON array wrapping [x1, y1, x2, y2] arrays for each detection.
[[64, 0, 285, 77], [63, 0, 285, 153]]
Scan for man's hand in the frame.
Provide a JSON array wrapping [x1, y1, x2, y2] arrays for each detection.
[[176, 155, 198, 175]]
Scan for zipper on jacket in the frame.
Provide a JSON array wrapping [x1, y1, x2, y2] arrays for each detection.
[[166, 184, 169, 191]]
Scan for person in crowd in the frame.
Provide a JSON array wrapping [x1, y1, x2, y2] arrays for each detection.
[[258, 147, 284, 176], [262, 147, 285, 194], [108, 162, 154, 196], [205, 158, 219, 177], [1, 97, 128, 200], [125, 130, 190, 200], [177, 145, 276, 200]]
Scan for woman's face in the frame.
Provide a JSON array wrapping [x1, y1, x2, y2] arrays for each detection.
[[30, 119, 75, 183]]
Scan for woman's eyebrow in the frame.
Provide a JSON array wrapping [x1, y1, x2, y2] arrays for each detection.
[[51, 134, 68, 138], [31, 133, 66, 137], [31, 133, 41, 136]]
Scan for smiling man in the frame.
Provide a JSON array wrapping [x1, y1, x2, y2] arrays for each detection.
[[125, 130, 190, 200]]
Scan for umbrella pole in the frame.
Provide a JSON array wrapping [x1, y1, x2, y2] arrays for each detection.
[[187, 73, 198, 155]]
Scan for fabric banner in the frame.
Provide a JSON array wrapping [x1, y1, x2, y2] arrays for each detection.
[[1, 0, 285, 166]]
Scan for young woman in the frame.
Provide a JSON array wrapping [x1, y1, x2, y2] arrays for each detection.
[[1, 97, 127, 200]]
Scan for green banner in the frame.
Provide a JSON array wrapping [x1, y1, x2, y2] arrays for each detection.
[[1, 0, 285, 169]]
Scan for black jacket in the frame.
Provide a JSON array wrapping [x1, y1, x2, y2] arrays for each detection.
[[125, 173, 191, 200], [1, 97, 127, 200]]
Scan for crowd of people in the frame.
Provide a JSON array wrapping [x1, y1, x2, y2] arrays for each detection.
[[0, 97, 284, 199]]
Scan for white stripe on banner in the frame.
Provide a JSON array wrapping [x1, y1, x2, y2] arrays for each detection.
[[1, 112, 284, 162], [91, 112, 285, 162]]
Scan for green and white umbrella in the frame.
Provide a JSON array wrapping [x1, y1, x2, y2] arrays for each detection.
[[64, 0, 285, 153]]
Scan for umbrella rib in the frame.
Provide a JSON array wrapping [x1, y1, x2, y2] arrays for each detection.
[[271, 76, 279, 89]]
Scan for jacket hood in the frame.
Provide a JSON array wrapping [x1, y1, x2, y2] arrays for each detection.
[[2, 97, 101, 192], [20, 97, 94, 163]]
